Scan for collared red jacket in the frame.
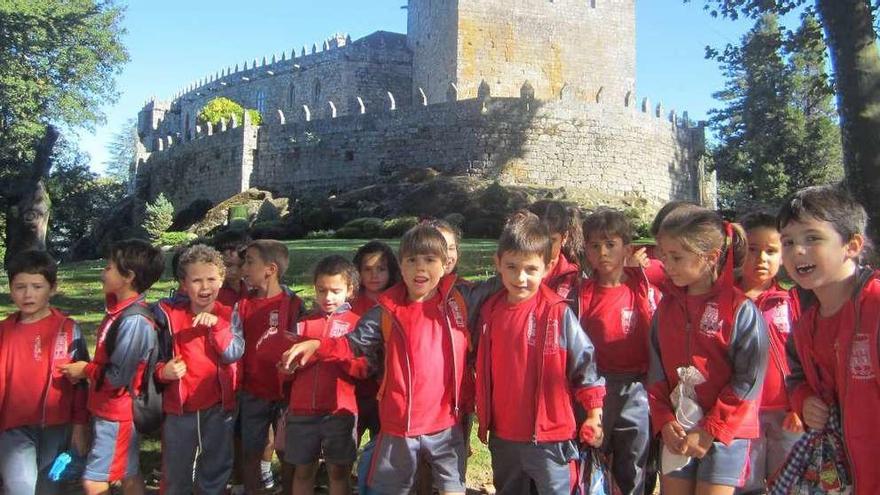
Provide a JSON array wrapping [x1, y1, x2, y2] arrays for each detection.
[[475, 284, 606, 443], [544, 253, 580, 300], [749, 281, 798, 410]]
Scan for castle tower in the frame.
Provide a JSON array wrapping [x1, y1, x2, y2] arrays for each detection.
[[407, 0, 636, 104]]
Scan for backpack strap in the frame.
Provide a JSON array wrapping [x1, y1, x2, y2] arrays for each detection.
[[96, 303, 156, 390]]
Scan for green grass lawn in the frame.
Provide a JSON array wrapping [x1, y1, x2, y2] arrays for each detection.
[[0, 238, 499, 491]]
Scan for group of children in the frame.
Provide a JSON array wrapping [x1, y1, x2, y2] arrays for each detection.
[[1, 183, 879, 495]]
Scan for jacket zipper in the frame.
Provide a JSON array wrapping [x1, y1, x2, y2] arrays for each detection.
[[312, 315, 331, 411], [160, 305, 185, 416], [533, 309, 546, 444], [443, 294, 460, 417]]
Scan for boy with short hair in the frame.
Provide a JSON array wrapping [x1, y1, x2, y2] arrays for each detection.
[[282, 255, 368, 495], [475, 210, 605, 494], [779, 185, 880, 493], [61, 238, 165, 495], [577, 208, 658, 495], [153, 244, 244, 494], [282, 225, 498, 494], [210, 230, 251, 307], [0, 250, 90, 494], [237, 239, 303, 493], [736, 212, 801, 494]]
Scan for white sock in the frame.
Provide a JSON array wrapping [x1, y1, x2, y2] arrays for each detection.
[[261, 460, 272, 476]]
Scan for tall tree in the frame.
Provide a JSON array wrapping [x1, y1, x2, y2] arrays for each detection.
[[0, 1, 127, 263], [103, 117, 138, 187], [690, 0, 880, 242]]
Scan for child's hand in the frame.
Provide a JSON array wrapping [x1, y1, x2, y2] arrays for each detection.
[[59, 361, 89, 382], [802, 395, 830, 430], [579, 408, 604, 448], [661, 421, 687, 454], [782, 410, 805, 433], [276, 360, 299, 375], [625, 247, 650, 268], [71, 424, 90, 456], [682, 427, 714, 459], [192, 313, 218, 328], [280, 340, 321, 371], [160, 356, 187, 380]]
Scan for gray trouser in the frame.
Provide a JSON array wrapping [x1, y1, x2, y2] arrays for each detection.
[[601, 373, 650, 495], [737, 409, 802, 495], [0, 424, 70, 495], [489, 436, 578, 495], [161, 405, 235, 495]]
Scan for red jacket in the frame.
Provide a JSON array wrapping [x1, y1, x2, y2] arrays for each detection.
[[576, 267, 659, 375], [84, 295, 157, 421], [153, 299, 244, 414], [286, 307, 368, 416], [316, 275, 493, 437], [0, 308, 90, 430], [544, 254, 580, 299], [748, 281, 798, 411], [238, 289, 304, 402], [648, 282, 768, 445], [475, 285, 606, 443], [786, 268, 880, 494]]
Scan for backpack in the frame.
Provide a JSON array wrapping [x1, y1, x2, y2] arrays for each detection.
[[97, 303, 164, 434]]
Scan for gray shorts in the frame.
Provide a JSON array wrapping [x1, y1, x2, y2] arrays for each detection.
[[666, 438, 750, 487], [238, 391, 283, 455], [488, 435, 578, 495], [364, 425, 466, 493], [84, 418, 140, 482], [284, 414, 357, 466]]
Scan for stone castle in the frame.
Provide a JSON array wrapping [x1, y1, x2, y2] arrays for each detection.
[[134, 0, 712, 214]]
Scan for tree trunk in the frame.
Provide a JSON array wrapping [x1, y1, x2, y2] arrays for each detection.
[[816, 0, 880, 244], [3, 126, 58, 268]]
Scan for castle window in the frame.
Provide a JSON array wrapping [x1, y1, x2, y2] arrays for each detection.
[[288, 84, 296, 107], [256, 90, 267, 114], [313, 79, 321, 104]]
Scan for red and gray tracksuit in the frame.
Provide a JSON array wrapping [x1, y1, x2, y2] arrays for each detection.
[[544, 253, 580, 300], [153, 298, 244, 495], [786, 268, 880, 494]]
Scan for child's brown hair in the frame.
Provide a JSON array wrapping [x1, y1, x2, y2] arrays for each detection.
[[107, 239, 165, 293], [313, 255, 359, 290], [398, 225, 448, 263], [176, 244, 227, 281], [658, 206, 748, 277], [583, 208, 633, 245], [777, 184, 867, 243], [6, 250, 58, 287], [246, 239, 290, 282], [497, 210, 553, 264], [528, 199, 585, 266], [353, 241, 400, 289]]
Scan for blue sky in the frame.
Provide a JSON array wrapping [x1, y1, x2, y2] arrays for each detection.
[[81, 0, 763, 174]]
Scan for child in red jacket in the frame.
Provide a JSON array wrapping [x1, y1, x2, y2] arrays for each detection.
[[282, 224, 499, 494], [475, 210, 605, 494], [779, 185, 880, 494], [237, 239, 304, 493], [154, 244, 244, 494], [648, 206, 768, 495], [61, 239, 165, 495], [735, 212, 802, 494], [528, 200, 584, 299], [281, 255, 368, 495], [578, 208, 659, 495], [0, 250, 90, 494], [210, 230, 251, 307]]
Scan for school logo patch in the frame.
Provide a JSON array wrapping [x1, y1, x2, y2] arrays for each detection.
[[621, 308, 635, 335], [527, 312, 538, 347], [53, 331, 68, 360], [268, 310, 280, 330], [33, 335, 42, 361], [447, 298, 466, 329], [849, 334, 876, 380], [556, 283, 572, 299], [544, 318, 560, 354], [768, 304, 790, 334], [699, 303, 722, 336], [647, 287, 659, 313], [329, 320, 351, 338]]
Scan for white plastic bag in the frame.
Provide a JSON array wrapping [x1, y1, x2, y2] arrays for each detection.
[[661, 366, 707, 474]]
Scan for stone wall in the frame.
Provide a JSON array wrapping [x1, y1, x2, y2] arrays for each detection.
[[140, 90, 707, 211]]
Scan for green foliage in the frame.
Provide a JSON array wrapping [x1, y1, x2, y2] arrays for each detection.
[[381, 216, 419, 237], [709, 13, 843, 212], [46, 138, 126, 256], [336, 217, 385, 239], [103, 118, 138, 185], [250, 220, 304, 240], [157, 231, 196, 247], [228, 205, 249, 221], [305, 229, 336, 239], [0, 1, 128, 206], [197, 97, 263, 128], [143, 193, 174, 243]]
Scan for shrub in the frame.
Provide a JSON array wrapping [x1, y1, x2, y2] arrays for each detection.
[[444, 213, 465, 229], [158, 231, 197, 247], [336, 217, 384, 239], [228, 205, 249, 222], [250, 220, 304, 240], [380, 216, 419, 237], [198, 97, 262, 127], [169, 199, 213, 231], [305, 229, 336, 239], [143, 193, 174, 242]]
